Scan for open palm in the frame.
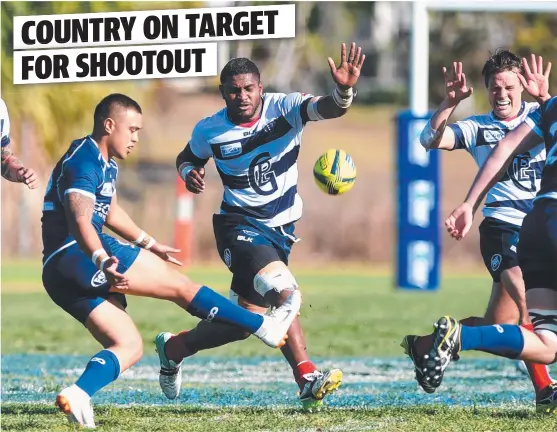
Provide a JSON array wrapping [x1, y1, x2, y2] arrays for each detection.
[[328, 42, 366, 89], [444, 62, 473, 104], [518, 54, 551, 101]]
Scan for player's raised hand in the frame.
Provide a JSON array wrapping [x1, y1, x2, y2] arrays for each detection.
[[445, 202, 474, 241], [443, 62, 473, 105], [328, 42, 366, 89], [149, 242, 183, 267], [16, 166, 38, 189], [185, 167, 205, 194], [518, 54, 551, 103], [103, 256, 129, 290]]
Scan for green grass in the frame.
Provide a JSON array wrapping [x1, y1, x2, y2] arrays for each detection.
[[4, 262, 554, 431], [2, 404, 556, 431]]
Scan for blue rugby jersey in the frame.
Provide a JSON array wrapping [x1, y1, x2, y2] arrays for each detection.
[[525, 97, 557, 203], [42, 136, 118, 264]]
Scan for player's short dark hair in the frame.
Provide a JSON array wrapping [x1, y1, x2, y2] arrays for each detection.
[[94, 93, 142, 126], [481, 48, 523, 88], [220, 58, 260, 84]]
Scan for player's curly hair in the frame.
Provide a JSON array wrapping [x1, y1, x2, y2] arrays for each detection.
[[481, 48, 523, 88], [220, 58, 260, 84], [94, 93, 142, 126]]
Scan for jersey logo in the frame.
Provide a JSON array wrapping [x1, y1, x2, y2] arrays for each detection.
[[221, 142, 242, 158], [506, 153, 539, 192], [223, 248, 232, 268], [100, 180, 115, 197], [248, 152, 278, 196], [483, 129, 505, 143], [91, 269, 107, 287], [490, 254, 502, 271], [237, 235, 253, 243]]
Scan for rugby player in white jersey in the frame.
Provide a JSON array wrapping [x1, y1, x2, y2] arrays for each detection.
[[401, 50, 555, 411], [420, 54, 557, 415], [1, 98, 38, 188], [154, 42, 365, 410]]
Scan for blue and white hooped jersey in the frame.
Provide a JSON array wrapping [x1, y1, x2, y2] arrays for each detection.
[[189, 92, 313, 227], [525, 97, 557, 203], [0, 98, 11, 148], [448, 101, 546, 226], [42, 136, 118, 263]]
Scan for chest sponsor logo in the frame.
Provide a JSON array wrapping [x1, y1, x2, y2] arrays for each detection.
[[221, 143, 242, 158], [483, 129, 506, 143]]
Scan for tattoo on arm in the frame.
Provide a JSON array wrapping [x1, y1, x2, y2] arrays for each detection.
[[1, 145, 23, 181], [65, 192, 95, 222]]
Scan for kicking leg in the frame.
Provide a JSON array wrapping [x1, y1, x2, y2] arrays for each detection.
[[114, 248, 300, 349], [416, 288, 557, 403]]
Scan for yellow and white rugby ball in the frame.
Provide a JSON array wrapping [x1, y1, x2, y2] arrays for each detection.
[[313, 149, 356, 195]]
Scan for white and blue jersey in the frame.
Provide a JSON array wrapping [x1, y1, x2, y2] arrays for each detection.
[[42, 135, 118, 264], [448, 101, 546, 226], [0, 98, 11, 148], [189, 92, 313, 227]]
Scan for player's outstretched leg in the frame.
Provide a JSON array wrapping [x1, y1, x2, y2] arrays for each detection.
[[415, 314, 557, 395], [55, 297, 143, 429], [114, 249, 301, 350]]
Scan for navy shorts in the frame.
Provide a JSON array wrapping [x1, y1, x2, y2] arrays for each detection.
[[213, 213, 297, 307], [42, 233, 141, 324], [478, 217, 520, 282], [518, 199, 557, 291]]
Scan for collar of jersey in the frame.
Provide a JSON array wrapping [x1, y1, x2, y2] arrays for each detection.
[[88, 135, 110, 168], [490, 101, 526, 123]]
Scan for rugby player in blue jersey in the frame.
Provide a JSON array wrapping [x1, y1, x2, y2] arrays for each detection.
[[42, 93, 301, 428], [155, 42, 365, 410]]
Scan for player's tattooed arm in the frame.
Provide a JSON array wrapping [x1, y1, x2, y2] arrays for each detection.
[[1, 145, 38, 188], [1, 145, 21, 180], [64, 191, 104, 257]]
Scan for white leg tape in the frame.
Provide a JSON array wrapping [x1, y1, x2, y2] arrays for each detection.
[[254, 267, 298, 298]]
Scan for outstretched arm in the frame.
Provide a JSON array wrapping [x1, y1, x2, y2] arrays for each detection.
[[1, 144, 38, 188], [304, 42, 366, 121], [445, 122, 540, 240], [420, 62, 474, 151], [106, 193, 182, 265]]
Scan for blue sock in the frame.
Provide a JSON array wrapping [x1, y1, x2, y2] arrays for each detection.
[[460, 324, 525, 359], [75, 349, 120, 397], [187, 286, 264, 333]]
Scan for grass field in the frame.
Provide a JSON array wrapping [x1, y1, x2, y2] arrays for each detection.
[[2, 262, 556, 431]]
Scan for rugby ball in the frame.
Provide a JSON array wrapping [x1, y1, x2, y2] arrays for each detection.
[[313, 149, 356, 195]]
